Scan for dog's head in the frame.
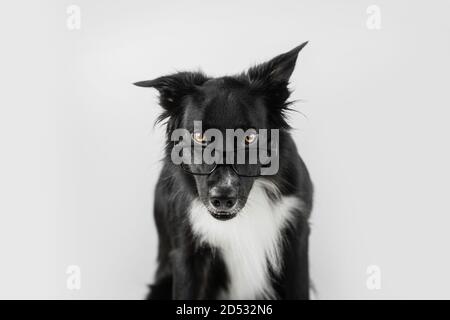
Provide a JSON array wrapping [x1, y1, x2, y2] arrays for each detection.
[[135, 43, 307, 220]]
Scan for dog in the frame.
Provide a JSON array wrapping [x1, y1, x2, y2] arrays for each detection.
[[134, 42, 313, 299]]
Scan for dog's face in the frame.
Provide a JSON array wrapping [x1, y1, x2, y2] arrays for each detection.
[[135, 42, 307, 220], [177, 79, 265, 220]]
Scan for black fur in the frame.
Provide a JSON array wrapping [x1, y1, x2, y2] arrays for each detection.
[[135, 42, 313, 300]]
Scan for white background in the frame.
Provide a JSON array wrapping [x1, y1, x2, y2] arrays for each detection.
[[1, 0, 450, 299]]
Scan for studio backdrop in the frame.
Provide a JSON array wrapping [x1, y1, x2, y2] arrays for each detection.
[[0, 0, 449, 299]]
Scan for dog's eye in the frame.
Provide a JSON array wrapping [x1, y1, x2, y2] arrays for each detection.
[[192, 132, 208, 145], [245, 131, 258, 144]]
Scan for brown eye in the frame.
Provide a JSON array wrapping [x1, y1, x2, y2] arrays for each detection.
[[245, 132, 258, 144], [192, 132, 208, 144]]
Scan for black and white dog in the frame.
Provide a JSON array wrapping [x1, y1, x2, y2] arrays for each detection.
[[134, 42, 313, 300]]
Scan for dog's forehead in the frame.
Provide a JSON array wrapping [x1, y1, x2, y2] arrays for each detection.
[[187, 78, 267, 130]]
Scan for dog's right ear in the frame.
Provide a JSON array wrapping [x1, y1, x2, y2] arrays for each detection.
[[134, 72, 208, 111]]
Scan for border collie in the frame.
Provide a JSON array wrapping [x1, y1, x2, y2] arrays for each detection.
[[134, 42, 313, 299]]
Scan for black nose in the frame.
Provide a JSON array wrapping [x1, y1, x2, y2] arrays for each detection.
[[209, 187, 237, 211]]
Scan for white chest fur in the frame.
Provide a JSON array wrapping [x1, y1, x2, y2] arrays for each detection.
[[189, 180, 302, 299]]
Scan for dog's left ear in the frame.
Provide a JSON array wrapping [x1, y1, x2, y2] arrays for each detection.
[[247, 41, 308, 85]]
